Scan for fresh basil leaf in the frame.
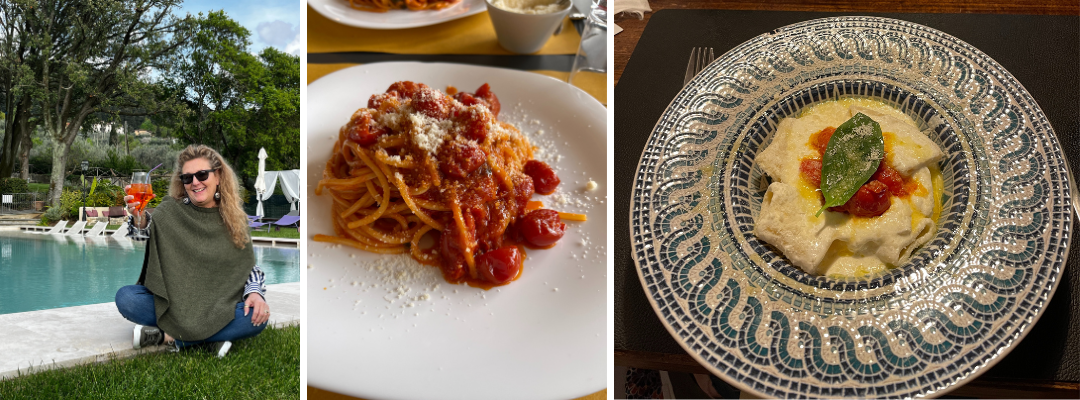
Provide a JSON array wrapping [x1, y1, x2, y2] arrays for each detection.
[[815, 112, 884, 217]]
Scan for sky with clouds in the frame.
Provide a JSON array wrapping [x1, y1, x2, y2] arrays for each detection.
[[174, 0, 303, 55]]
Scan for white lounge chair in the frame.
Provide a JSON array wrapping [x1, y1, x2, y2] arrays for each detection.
[[111, 222, 129, 237], [63, 220, 87, 236], [84, 221, 107, 237], [36, 220, 68, 234]]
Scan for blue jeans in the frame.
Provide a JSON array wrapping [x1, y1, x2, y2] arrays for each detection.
[[115, 285, 266, 348]]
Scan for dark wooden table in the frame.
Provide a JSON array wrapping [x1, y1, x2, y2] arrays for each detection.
[[614, 1, 1080, 398], [615, 0, 1079, 85]]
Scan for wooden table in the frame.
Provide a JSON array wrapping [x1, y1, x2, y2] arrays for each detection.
[[614, 0, 1079, 85], [614, 1, 1079, 398]]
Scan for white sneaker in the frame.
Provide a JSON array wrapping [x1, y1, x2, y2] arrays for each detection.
[[213, 341, 232, 358], [133, 325, 163, 350]]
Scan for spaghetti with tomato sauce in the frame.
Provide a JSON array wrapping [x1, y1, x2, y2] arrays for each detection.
[[315, 81, 582, 288], [347, 0, 460, 12]]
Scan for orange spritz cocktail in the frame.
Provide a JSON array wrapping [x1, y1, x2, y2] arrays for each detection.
[[126, 183, 154, 211]]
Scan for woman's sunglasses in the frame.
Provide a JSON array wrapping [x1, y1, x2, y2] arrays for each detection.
[[180, 169, 215, 184]]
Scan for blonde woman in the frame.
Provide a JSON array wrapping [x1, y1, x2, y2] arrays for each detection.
[[114, 145, 268, 357]]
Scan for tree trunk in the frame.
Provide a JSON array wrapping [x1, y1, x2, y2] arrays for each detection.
[[109, 122, 117, 146], [0, 127, 13, 177], [48, 141, 68, 208], [18, 139, 29, 180], [0, 96, 31, 178]]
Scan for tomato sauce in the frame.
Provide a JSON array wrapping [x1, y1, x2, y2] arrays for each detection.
[[801, 126, 920, 217]]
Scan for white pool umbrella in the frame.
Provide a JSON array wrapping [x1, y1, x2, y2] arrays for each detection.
[[254, 147, 268, 218]]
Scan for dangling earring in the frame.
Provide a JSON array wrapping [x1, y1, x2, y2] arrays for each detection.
[[182, 197, 190, 205], [214, 185, 220, 200]]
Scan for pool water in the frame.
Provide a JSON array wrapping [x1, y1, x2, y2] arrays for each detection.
[[0, 230, 300, 315]]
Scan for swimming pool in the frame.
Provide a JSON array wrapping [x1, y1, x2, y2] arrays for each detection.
[[0, 230, 300, 315]]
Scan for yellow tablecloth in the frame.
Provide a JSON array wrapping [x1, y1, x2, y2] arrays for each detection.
[[308, 63, 607, 106], [308, 386, 607, 400], [309, 6, 581, 55]]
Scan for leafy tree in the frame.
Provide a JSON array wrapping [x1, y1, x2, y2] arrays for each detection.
[[139, 118, 155, 133], [10, 0, 190, 208], [162, 11, 299, 186], [0, 1, 40, 180]]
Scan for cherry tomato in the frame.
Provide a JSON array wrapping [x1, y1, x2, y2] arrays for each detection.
[[799, 158, 822, 188], [832, 180, 891, 217], [456, 105, 492, 143], [345, 113, 380, 146], [476, 247, 522, 284], [474, 83, 501, 116], [453, 91, 480, 108], [811, 126, 835, 155], [413, 86, 450, 120], [367, 91, 399, 111], [524, 160, 560, 195], [438, 227, 468, 282], [871, 162, 907, 197], [453, 84, 500, 117], [513, 174, 535, 217], [439, 141, 487, 179], [387, 81, 423, 99], [518, 209, 566, 247]]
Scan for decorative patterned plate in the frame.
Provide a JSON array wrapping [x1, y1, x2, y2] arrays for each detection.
[[629, 17, 1072, 398]]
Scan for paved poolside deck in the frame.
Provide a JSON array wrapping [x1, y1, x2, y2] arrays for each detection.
[[0, 282, 300, 380]]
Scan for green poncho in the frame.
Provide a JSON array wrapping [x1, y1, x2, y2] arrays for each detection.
[[138, 196, 254, 341]]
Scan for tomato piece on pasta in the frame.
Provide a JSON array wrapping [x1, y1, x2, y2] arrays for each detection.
[[387, 81, 424, 99], [799, 158, 822, 188], [524, 160, 560, 195], [830, 180, 891, 217], [439, 141, 487, 179], [345, 113, 379, 146], [519, 209, 566, 247], [367, 91, 400, 111], [810, 126, 835, 155], [438, 222, 473, 282], [474, 83, 501, 116], [413, 86, 450, 120], [871, 162, 907, 197], [476, 247, 522, 284], [456, 105, 492, 143], [453, 84, 501, 117], [513, 174, 535, 217]]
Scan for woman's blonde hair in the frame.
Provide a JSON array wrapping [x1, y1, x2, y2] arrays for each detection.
[[169, 145, 250, 249]]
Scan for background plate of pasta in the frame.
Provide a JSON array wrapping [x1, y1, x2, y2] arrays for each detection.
[[629, 17, 1072, 398], [308, 0, 485, 29], [307, 62, 607, 399]]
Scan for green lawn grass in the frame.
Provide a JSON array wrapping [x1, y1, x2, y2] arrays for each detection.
[[249, 227, 299, 239], [27, 183, 49, 194], [0, 325, 299, 399]]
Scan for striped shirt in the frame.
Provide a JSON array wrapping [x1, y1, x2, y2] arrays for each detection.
[[244, 265, 267, 300], [129, 213, 267, 300]]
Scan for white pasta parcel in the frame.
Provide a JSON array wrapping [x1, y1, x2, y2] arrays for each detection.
[[754, 99, 943, 277]]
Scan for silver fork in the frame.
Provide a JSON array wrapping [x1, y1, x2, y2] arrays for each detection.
[[683, 47, 715, 86]]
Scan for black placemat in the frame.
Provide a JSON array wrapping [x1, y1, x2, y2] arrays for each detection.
[[614, 9, 1080, 382]]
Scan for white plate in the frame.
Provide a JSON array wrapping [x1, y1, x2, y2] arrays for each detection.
[[308, 0, 486, 30], [306, 62, 608, 399]]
